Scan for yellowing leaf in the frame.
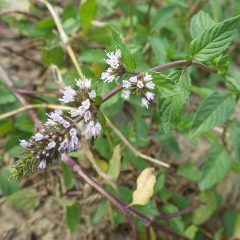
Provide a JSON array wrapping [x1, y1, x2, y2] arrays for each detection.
[[108, 144, 121, 180], [130, 168, 156, 206], [96, 158, 109, 172]]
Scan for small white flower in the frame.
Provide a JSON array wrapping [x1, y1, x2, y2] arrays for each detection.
[[137, 80, 144, 89], [145, 91, 155, 101], [68, 136, 80, 151], [38, 159, 46, 169], [62, 120, 70, 129], [94, 122, 102, 138], [121, 90, 131, 99], [45, 119, 56, 126], [105, 49, 121, 69], [55, 108, 62, 116], [47, 111, 62, 122], [69, 128, 77, 137], [58, 139, 69, 153], [71, 106, 86, 117], [84, 111, 92, 122], [141, 98, 149, 108], [146, 81, 155, 89], [82, 99, 91, 110], [34, 133, 44, 141], [129, 76, 138, 83], [83, 121, 95, 137], [101, 69, 115, 83], [76, 79, 85, 89], [47, 141, 56, 150], [59, 86, 76, 103], [122, 80, 131, 88], [19, 140, 29, 148], [84, 78, 91, 89], [89, 90, 96, 99], [144, 73, 152, 82], [70, 108, 80, 118]]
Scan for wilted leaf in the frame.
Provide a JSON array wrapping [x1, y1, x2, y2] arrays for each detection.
[[130, 168, 156, 206]]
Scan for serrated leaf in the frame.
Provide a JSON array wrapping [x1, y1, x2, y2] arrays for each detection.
[[158, 70, 191, 133], [66, 202, 81, 232], [7, 189, 39, 210], [190, 15, 240, 61], [108, 144, 121, 180], [79, 0, 97, 31], [130, 168, 156, 206], [111, 27, 136, 72], [225, 72, 240, 94], [191, 92, 235, 137], [199, 145, 232, 190], [190, 10, 215, 38]]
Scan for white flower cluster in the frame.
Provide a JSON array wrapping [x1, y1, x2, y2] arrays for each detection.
[[19, 76, 103, 171], [121, 73, 155, 108], [19, 108, 81, 170], [101, 49, 122, 83], [65, 78, 102, 139]]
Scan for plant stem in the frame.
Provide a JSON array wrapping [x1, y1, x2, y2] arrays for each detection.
[[102, 60, 217, 102], [61, 154, 139, 240]]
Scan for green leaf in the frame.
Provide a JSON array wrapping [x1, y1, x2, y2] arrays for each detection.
[[90, 201, 106, 224], [79, 0, 97, 32], [163, 204, 185, 233], [191, 92, 235, 137], [229, 124, 240, 162], [190, 10, 215, 38], [225, 71, 240, 94], [190, 15, 240, 61], [193, 190, 218, 225], [199, 145, 232, 190], [158, 69, 191, 133], [0, 168, 20, 196], [177, 163, 201, 182], [0, 119, 13, 137], [61, 161, 74, 189], [7, 189, 39, 210], [111, 27, 136, 72], [153, 171, 165, 194], [108, 144, 121, 180], [66, 202, 81, 232], [41, 46, 64, 67]]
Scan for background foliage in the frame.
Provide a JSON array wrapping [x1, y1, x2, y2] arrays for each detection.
[[1, 0, 240, 239]]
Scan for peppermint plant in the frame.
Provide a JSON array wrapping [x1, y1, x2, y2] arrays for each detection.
[[1, 1, 240, 239]]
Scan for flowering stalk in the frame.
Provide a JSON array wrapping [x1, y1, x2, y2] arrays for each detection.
[[9, 49, 217, 179]]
